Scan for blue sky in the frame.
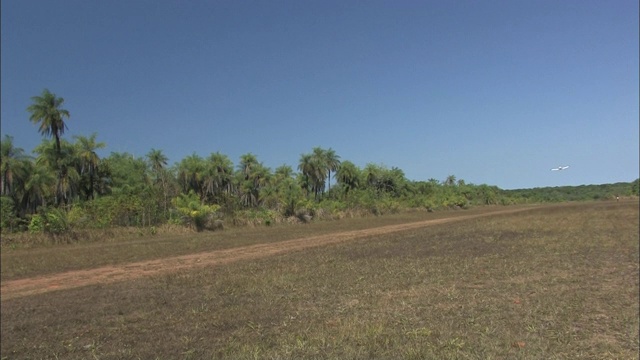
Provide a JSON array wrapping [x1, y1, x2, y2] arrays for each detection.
[[2, 0, 638, 190]]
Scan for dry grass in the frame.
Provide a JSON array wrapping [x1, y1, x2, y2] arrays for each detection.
[[1, 201, 638, 359], [0, 206, 513, 281]]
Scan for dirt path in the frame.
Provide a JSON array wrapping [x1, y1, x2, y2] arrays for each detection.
[[1, 207, 533, 301]]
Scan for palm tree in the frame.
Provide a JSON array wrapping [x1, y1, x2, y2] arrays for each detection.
[[311, 147, 329, 195], [1, 135, 29, 196], [237, 153, 270, 207], [274, 165, 294, 181], [21, 161, 56, 214], [147, 148, 168, 176], [27, 89, 70, 157], [33, 140, 58, 171], [75, 133, 106, 200], [203, 152, 234, 204], [297, 153, 315, 198], [336, 161, 360, 196], [34, 139, 80, 205], [177, 153, 206, 198], [324, 148, 341, 193], [444, 175, 457, 186], [363, 163, 382, 191], [93, 158, 113, 196], [238, 153, 259, 180], [271, 165, 299, 213], [147, 148, 170, 213]]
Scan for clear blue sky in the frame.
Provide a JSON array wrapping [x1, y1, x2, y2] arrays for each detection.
[[2, 0, 638, 190]]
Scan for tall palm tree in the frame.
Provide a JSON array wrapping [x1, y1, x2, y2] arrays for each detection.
[[363, 163, 382, 191], [270, 165, 298, 212], [177, 153, 206, 198], [444, 175, 457, 186], [93, 158, 113, 196], [237, 153, 270, 207], [75, 133, 106, 200], [298, 153, 315, 198], [34, 139, 79, 205], [203, 152, 234, 203], [27, 89, 70, 157], [336, 160, 360, 196], [21, 161, 56, 214], [33, 140, 58, 171], [1, 135, 29, 196], [323, 148, 341, 193], [311, 147, 329, 195], [274, 165, 294, 181], [238, 153, 259, 180], [147, 148, 170, 213], [147, 148, 168, 176]]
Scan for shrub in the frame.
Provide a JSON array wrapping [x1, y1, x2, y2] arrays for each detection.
[[27, 208, 69, 234], [382, 198, 401, 214], [172, 191, 221, 231], [1, 196, 18, 232], [45, 208, 69, 234], [67, 204, 90, 228], [28, 214, 46, 234]]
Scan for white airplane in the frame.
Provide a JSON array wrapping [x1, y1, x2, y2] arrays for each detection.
[[551, 165, 570, 171]]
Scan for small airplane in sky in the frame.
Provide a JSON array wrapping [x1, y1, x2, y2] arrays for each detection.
[[551, 165, 570, 171]]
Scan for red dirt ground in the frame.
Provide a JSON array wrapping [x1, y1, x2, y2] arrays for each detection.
[[1, 207, 532, 301]]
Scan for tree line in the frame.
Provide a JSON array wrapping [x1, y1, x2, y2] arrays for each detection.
[[1, 89, 638, 234]]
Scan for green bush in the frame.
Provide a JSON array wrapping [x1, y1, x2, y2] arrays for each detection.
[[28, 214, 46, 233], [381, 198, 401, 214], [67, 204, 90, 228], [172, 191, 220, 231], [317, 199, 347, 215], [45, 208, 69, 234], [28, 208, 69, 234], [1, 196, 18, 232]]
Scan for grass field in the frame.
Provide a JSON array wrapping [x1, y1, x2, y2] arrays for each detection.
[[1, 201, 638, 359]]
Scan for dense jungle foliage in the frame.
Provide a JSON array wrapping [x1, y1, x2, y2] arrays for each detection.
[[1, 90, 638, 235]]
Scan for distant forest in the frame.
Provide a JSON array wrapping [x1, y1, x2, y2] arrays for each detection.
[[503, 183, 637, 202], [2, 89, 638, 234]]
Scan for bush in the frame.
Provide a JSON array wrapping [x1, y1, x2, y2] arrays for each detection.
[[172, 191, 221, 231], [67, 204, 90, 228], [28, 214, 45, 234], [1, 196, 18, 232], [28, 208, 69, 234], [382, 198, 401, 214], [45, 208, 69, 234], [316, 199, 348, 219]]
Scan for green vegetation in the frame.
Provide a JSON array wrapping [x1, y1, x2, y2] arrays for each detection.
[[1, 90, 637, 239], [503, 182, 636, 202]]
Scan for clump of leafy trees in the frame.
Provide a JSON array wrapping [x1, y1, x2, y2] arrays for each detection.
[[1, 90, 637, 236]]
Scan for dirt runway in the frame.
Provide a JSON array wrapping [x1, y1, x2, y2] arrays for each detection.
[[1, 207, 532, 301]]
